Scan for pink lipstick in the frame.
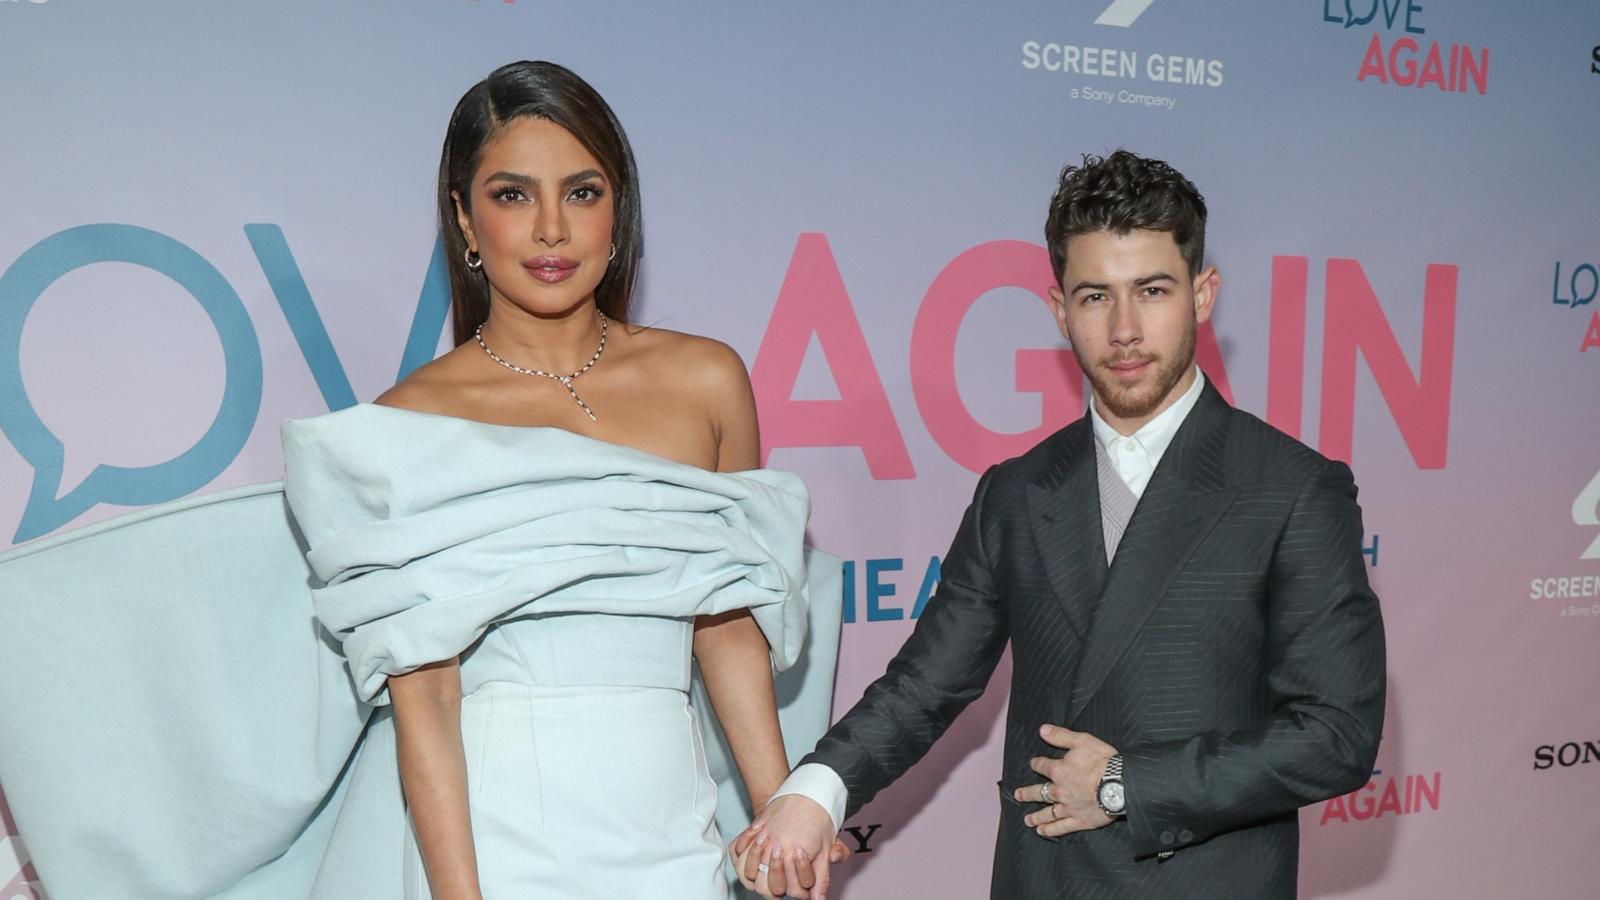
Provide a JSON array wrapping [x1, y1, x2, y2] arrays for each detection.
[[523, 255, 579, 284]]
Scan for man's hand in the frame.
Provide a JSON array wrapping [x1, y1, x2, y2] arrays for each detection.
[[729, 793, 849, 898], [1014, 723, 1119, 838]]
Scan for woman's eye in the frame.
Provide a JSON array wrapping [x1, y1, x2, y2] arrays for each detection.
[[491, 186, 528, 202], [569, 184, 604, 203]]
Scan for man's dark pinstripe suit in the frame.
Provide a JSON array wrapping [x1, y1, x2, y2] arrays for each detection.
[[801, 381, 1386, 898]]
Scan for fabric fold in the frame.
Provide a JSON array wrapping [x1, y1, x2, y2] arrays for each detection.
[[0, 404, 842, 899], [282, 404, 813, 704]]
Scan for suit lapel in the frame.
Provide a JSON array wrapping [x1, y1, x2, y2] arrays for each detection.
[[1064, 383, 1238, 725], [1025, 420, 1106, 645]]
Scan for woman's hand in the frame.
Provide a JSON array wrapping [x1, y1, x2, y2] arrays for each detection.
[[730, 794, 850, 899]]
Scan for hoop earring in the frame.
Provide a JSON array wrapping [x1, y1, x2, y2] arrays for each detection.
[[465, 249, 483, 271], [608, 244, 616, 262]]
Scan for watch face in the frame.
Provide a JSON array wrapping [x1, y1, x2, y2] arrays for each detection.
[[1099, 781, 1126, 813]]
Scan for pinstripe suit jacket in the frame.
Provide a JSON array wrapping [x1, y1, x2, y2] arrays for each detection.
[[803, 382, 1386, 898]]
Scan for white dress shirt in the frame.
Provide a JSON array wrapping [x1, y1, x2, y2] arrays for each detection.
[[771, 369, 1208, 832], [1088, 368, 1205, 501]]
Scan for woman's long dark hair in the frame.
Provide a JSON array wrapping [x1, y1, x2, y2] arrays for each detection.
[[438, 61, 642, 345]]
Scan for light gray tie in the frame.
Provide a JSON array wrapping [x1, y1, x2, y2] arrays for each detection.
[[1094, 438, 1140, 564]]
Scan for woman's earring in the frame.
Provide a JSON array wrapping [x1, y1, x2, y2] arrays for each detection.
[[608, 244, 617, 262], [465, 249, 483, 271]]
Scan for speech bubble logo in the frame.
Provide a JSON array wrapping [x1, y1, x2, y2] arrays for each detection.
[[1344, 0, 1379, 28], [1569, 263, 1598, 309], [0, 224, 262, 542]]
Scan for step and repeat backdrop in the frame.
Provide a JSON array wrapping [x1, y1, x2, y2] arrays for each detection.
[[3, 2, 1598, 897]]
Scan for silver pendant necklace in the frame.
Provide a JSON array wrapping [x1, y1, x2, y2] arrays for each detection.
[[475, 311, 608, 421]]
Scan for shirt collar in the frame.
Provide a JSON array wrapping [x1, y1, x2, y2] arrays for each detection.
[[1089, 367, 1206, 467]]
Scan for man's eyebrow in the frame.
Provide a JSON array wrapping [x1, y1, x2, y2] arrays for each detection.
[[1070, 272, 1178, 293]]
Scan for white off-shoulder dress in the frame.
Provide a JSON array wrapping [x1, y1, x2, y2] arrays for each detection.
[[0, 403, 839, 900], [282, 405, 816, 900]]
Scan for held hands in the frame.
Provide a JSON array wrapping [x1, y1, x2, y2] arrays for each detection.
[[1014, 723, 1119, 838], [730, 794, 851, 898]]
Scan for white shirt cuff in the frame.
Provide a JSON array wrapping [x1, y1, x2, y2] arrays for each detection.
[[769, 762, 848, 834]]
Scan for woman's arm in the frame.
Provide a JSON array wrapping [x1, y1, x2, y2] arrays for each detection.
[[369, 385, 481, 898], [695, 611, 790, 808], [694, 341, 791, 809], [391, 659, 482, 900]]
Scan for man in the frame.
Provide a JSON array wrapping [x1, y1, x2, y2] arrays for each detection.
[[734, 150, 1386, 899]]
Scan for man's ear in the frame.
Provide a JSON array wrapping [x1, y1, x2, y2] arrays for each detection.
[[1048, 285, 1072, 344], [1192, 266, 1219, 325]]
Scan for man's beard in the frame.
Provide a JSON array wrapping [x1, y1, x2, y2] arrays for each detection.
[[1079, 322, 1196, 422]]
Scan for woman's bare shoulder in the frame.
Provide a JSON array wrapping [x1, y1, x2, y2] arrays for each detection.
[[373, 345, 478, 414], [626, 324, 749, 390]]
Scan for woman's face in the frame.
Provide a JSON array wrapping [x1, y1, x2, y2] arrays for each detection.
[[456, 117, 616, 318]]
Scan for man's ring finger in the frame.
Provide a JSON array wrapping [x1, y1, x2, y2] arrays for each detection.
[[1040, 782, 1053, 804], [757, 862, 770, 875]]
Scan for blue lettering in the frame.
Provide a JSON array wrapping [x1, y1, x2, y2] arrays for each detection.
[[1403, 0, 1424, 34], [250, 226, 452, 407], [841, 559, 856, 624], [0, 224, 262, 541], [1363, 533, 1380, 567], [1574, 264, 1598, 309], [911, 555, 941, 618], [1553, 262, 1599, 309], [1343, 0, 1377, 29], [866, 557, 904, 621], [247, 224, 357, 411], [397, 237, 453, 381], [1334, 0, 1423, 33]]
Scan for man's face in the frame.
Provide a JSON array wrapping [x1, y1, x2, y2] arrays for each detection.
[[1048, 228, 1218, 434]]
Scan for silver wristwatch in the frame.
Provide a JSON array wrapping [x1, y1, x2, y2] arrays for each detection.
[[1096, 754, 1126, 818]]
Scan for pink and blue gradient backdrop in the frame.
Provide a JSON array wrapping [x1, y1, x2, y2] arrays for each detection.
[[3, 2, 1598, 897]]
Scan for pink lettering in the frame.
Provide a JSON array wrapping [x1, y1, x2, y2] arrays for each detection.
[[1319, 260, 1457, 469], [1319, 794, 1350, 825], [910, 241, 1081, 474], [1350, 780, 1377, 820], [1418, 41, 1447, 90], [1458, 45, 1489, 95], [1267, 255, 1309, 438], [1389, 36, 1420, 86], [1413, 771, 1441, 812], [1357, 33, 1388, 83], [1376, 778, 1404, 817], [751, 233, 915, 478]]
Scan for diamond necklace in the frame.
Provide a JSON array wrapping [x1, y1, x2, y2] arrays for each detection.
[[474, 311, 608, 421]]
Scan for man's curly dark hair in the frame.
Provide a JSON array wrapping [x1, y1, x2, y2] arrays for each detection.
[[1044, 150, 1208, 283]]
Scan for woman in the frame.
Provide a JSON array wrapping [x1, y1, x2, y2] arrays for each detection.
[[279, 61, 816, 898], [0, 59, 840, 900]]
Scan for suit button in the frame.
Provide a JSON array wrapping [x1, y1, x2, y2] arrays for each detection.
[[1179, 829, 1194, 843], [1159, 830, 1175, 845]]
